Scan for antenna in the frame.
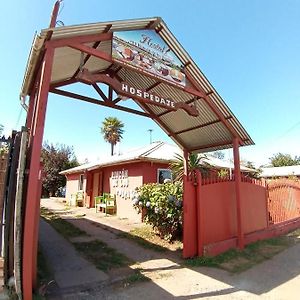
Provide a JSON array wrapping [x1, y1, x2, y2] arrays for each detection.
[[147, 129, 153, 144]]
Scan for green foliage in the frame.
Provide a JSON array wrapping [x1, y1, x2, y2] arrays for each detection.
[[132, 182, 183, 241], [169, 152, 210, 182], [269, 152, 300, 167], [41, 142, 79, 197], [101, 117, 124, 155], [0, 124, 9, 155], [218, 168, 229, 178]]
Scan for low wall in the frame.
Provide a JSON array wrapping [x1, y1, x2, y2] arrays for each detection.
[[200, 181, 268, 245], [204, 217, 300, 256]]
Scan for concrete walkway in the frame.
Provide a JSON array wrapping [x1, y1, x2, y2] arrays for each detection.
[[39, 219, 108, 293], [40, 198, 300, 299]]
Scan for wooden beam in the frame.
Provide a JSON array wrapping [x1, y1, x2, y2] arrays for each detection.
[[108, 86, 113, 101], [92, 83, 108, 101], [50, 88, 151, 118], [47, 32, 112, 48], [71, 25, 112, 79], [67, 43, 113, 63], [50, 78, 77, 89], [76, 69, 199, 116]]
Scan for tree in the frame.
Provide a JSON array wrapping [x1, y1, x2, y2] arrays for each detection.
[[101, 117, 124, 156], [169, 153, 210, 181], [0, 124, 9, 155], [269, 152, 300, 167], [41, 142, 79, 197], [211, 150, 225, 160]]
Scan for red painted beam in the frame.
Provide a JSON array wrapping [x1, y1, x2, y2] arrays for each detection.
[[67, 42, 113, 63], [50, 88, 152, 118], [49, 1, 60, 28], [92, 83, 108, 101], [50, 78, 78, 89], [47, 32, 112, 48]]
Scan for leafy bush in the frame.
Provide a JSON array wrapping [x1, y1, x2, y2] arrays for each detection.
[[132, 182, 183, 241]]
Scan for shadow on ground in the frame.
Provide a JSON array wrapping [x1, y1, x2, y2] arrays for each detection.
[[39, 203, 300, 299]]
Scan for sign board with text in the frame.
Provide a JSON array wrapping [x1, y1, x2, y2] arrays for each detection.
[[112, 29, 186, 87]]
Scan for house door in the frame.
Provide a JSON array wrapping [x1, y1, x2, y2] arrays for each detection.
[[92, 172, 103, 207]]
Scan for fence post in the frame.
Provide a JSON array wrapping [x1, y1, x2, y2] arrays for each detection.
[[183, 150, 198, 258], [233, 137, 244, 249], [195, 170, 204, 256]]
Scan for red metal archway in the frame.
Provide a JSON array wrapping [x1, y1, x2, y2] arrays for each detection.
[[21, 2, 253, 299]]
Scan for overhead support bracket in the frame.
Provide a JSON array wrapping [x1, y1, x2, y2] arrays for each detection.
[[76, 69, 199, 117]]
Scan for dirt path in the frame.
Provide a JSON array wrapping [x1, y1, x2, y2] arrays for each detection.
[[40, 198, 300, 299]]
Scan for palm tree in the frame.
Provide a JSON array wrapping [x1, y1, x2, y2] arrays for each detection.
[[170, 152, 210, 181], [101, 117, 124, 156]]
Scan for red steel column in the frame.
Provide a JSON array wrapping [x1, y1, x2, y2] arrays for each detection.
[[233, 137, 244, 249], [195, 169, 204, 256], [22, 45, 55, 300], [183, 150, 198, 258]]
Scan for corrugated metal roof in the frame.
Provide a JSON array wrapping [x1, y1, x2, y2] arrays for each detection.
[[260, 166, 300, 178], [21, 17, 254, 153], [60, 141, 180, 174], [60, 141, 254, 175]]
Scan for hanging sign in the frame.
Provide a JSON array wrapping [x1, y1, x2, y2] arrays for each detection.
[[76, 69, 199, 117], [112, 30, 186, 87]]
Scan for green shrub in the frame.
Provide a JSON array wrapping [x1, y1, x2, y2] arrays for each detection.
[[132, 182, 183, 241]]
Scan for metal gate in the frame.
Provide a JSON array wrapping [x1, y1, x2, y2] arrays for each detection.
[[267, 179, 300, 224], [0, 127, 28, 297]]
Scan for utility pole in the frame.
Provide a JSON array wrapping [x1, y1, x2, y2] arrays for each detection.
[[147, 129, 153, 144]]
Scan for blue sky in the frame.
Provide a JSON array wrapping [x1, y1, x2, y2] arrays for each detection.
[[0, 0, 299, 166]]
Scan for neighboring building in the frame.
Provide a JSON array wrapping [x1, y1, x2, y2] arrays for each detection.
[[260, 165, 300, 179], [61, 141, 256, 221]]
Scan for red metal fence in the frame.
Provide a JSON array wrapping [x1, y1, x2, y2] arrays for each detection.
[[201, 174, 265, 186], [267, 179, 300, 224]]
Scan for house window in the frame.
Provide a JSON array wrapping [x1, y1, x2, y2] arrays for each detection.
[[157, 169, 172, 184], [78, 174, 84, 190]]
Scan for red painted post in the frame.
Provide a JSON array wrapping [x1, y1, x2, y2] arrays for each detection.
[[233, 137, 244, 249], [25, 84, 37, 130], [22, 46, 55, 300], [195, 169, 204, 256], [182, 150, 198, 258], [49, 0, 61, 28]]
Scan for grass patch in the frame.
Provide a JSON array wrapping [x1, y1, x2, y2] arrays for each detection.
[[123, 269, 150, 285], [185, 229, 300, 273], [40, 207, 88, 239], [41, 207, 131, 274], [118, 225, 182, 252], [73, 240, 131, 271]]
